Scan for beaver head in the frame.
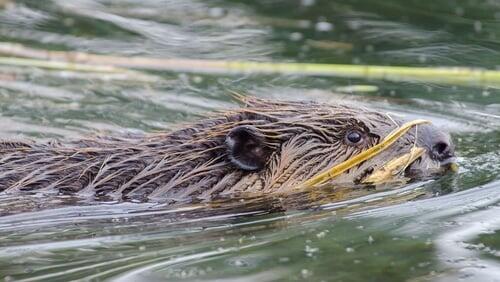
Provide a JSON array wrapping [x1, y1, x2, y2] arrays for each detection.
[[0, 97, 455, 202]]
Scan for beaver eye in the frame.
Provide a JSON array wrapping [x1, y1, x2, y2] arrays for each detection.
[[345, 130, 363, 145]]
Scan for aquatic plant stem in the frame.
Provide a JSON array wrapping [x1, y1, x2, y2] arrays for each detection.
[[0, 56, 126, 72], [1, 42, 500, 88], [0, 56, 159, 82], [302, 119, 431, 188]]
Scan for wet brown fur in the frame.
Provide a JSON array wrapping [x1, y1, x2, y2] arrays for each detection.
[[0, 97, 431, 203]]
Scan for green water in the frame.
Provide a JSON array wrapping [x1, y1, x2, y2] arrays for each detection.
[[0, 0, 499, 281]]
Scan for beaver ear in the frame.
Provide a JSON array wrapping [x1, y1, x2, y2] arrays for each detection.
[[225, 125, 270, 171]]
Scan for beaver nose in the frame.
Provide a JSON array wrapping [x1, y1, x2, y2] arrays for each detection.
[[431, 140, 454, 161], [419, 124, 455, 162]]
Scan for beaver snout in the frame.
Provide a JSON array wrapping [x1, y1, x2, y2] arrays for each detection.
[[384, 124, 458, 182], [431, 139, 454, 162], [419, 125, 456, 164]]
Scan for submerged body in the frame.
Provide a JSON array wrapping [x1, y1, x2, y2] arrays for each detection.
[[0, 97, 455, 203]]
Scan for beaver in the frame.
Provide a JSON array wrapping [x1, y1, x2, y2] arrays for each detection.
[[0, 96, 455, 203]]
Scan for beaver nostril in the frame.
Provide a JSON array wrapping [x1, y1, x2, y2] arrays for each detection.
[[432, 141, 452, 160]]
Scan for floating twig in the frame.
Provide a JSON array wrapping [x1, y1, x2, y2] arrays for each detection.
[[0, 56, 159, 82], [0, 42, 499, 88]]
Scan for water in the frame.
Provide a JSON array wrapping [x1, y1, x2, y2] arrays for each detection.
[[0, 0, 499, 281]]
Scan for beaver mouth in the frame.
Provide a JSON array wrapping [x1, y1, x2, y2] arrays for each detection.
[[361, 147, 426, 185], [361, 149, 458, 185], [402, 155, 458, 179]]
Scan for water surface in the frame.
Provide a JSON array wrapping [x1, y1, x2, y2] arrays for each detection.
[[0, 0, 499, 281]]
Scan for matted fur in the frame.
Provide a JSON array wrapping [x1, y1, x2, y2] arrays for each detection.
[[0, 97, 434, 203]]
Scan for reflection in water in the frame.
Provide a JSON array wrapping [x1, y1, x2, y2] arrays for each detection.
[[352, 180, 500, 281], [1, 180, 499, 281], [0, 0, 499, 281], [435, 205, 500, 281]]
